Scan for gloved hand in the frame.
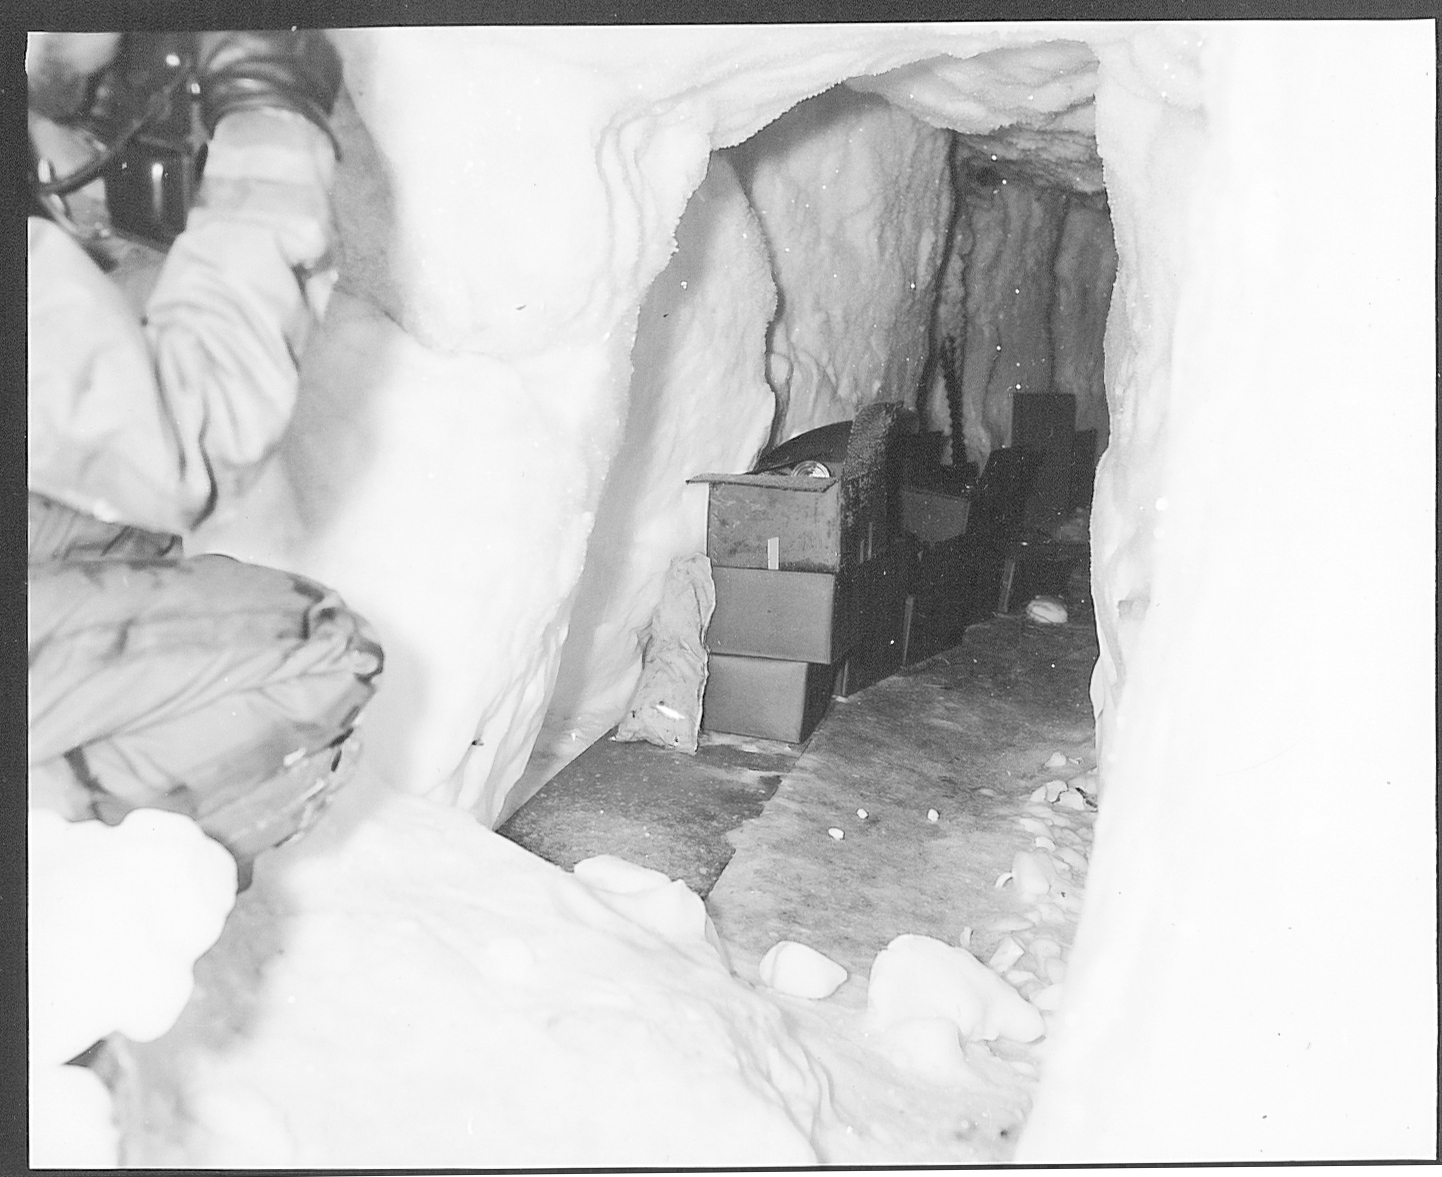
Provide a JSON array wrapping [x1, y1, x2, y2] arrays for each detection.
[[196, 30, 342, 150], [187, 105, 339, 275], [140, 32, 346, 526]]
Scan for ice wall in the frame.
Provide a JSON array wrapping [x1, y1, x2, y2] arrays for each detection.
[[959, 176, 1069, 464], [928, 162, 1114, 469], [730, 85, 954, 441], [1050, 195, 1115, 448], [1020, 22, 1436, 1160], [510, 156, 776, 817]]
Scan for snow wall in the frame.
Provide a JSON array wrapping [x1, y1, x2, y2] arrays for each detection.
[[931, 165, 1116, 469], [193, 20, 1435, 1158]]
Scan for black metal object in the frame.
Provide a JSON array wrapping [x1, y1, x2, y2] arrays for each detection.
[[31, 34, 208, 249], [905, 446, 1042, 660], [1012, 391, 1077, 532], [752, 420, 853, 476]]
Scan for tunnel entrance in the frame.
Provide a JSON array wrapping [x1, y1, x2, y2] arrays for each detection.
[[501, 40, 1119, 1162], [523, 51, 1116, 808]]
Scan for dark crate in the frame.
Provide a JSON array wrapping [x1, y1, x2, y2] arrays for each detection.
[[833, 545, 916, 698], [705, 566, 859, 664], [690, 402, 902, 573], [701, 654, 834, 743]]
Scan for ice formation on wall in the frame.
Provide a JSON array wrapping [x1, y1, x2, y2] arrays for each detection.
[[926, 154, 1115, 470], [730, 85, 953, 442], [961, 175, 1069, 462], [177, 19, 1435, 1162], [1049, 195, 1115, 447], [509, 156, 775, 813]]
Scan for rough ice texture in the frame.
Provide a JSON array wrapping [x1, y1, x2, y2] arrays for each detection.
[[850, 40, 1104, 193], [511, 157, 775, 811], [926, 150, 1114, 467], [730, 85, 954, 441], [1049, 196, 1115, 447], [964, 178, 1068, 464], [181, 21, 1434, 1161]]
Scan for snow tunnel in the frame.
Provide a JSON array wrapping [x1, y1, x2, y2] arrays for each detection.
[[32, 19, 1435, 1167]]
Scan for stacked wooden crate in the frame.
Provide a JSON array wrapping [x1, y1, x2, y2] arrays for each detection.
[[690, 403, 905, 743]]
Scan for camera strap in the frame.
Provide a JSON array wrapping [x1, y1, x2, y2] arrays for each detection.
[[33, 67, 196, 201]]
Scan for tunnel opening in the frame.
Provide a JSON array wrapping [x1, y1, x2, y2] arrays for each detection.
[[522, 49, 1116, 820], [496, 42, 1120, 1160]]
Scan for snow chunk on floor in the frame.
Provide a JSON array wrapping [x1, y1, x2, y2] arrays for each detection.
[[1025, 596, 1068, 624], [118, 787, 827, 1168], [868, 934, 1044, 1045], [30, 810, 236, 1061], [571, 853, 731, 967], [29, 809, 236, 1168], [760, 940, 848, 999]]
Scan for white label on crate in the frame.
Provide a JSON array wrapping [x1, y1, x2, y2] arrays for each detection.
[[767, 536, 779, 570]]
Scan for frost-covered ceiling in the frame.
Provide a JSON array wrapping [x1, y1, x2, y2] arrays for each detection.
[[848, 40, 1104, 193]]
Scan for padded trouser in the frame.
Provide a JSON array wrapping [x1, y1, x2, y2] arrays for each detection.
[[28, 496, 383, 862]]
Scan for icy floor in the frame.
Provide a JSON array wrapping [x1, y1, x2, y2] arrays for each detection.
[[707, 616, 1101, 1163], [105, 621, 1099, 1168], [711, 747, 1100, 1167]]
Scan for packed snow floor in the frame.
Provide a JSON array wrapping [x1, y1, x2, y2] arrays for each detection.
[[708, 612, 1101, 1162], [103, 616, 1099, 1167]]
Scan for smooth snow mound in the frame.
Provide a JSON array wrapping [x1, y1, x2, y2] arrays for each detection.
[[120, 789, 829, 1168], [29, 809, 236, 1168], [1025, 596, 1068, 624], [868, 933, 1045, 1044], [760, 940, 849, 999]]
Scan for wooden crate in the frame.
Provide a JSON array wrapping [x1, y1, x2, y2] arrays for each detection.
[[706, 566, 859, 664], [690, 402, 902, 573], [701, 654, 834, 743]]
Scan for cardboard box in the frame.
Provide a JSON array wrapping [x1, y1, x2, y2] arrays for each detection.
[[901, 486, 971, 543], [705, 565, 858, 663], [690, 402, 902, 573], [702, 653, 834, 743]]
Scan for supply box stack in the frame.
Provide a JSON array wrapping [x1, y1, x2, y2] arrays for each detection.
[[690, 403, 906, 744]]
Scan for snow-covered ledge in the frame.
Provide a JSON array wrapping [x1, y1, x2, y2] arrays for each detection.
[[193, 20, 1435, 1158]]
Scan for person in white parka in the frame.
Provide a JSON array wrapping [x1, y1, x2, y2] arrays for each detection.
[[26, 29, 384, 878]]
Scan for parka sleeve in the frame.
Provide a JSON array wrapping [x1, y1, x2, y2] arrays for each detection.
[[141, 107, 338, 528]]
